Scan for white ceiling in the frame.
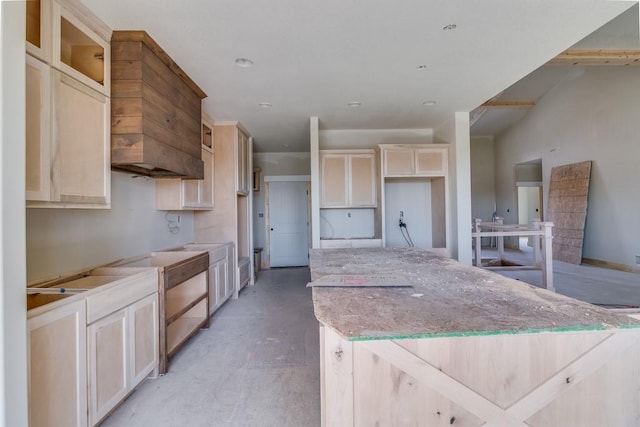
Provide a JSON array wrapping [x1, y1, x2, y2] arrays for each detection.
[[81, 0, 637, 152]]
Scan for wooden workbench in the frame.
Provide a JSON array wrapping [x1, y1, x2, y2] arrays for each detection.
[[310, 248, 640, 427]]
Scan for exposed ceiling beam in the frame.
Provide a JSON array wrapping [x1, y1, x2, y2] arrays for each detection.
[[547, 49, 640, 66]]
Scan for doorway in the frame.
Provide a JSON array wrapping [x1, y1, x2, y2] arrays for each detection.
[[266, 180, 310, 267], [515, 159, 543, 250]]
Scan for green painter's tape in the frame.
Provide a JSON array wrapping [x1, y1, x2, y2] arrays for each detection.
[[348, 323, 640, 342]]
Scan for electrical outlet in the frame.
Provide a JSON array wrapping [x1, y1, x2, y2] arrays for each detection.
[[177, 215, 181, 223], [347, 212, 351, 218], [400, 211, 404, 218]]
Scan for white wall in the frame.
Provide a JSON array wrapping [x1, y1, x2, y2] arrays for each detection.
[[470, 136, 496, 222], [319, 128, 433, 149], [495, 67, 640, 267], [435, 113, 472, 263], [252, 152, 311, 250], [384, 180, 432, 248], [27, 171, 196, 282], [0, 2, 28, 425], [320, 209, 375, 239]]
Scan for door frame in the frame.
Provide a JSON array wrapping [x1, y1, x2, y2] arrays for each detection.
[[263, 175, 311, 269]]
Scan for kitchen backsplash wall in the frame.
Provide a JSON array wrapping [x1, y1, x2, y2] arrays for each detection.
[[26, 170, 195, 282]]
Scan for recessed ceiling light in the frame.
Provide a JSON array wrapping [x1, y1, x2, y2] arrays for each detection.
[[417, 65, 428, 70], [234, 57, 254, 67], [347, 101, 362, 107], [422, 101, 437, 106], [442, 24, 457, 31], [258, 102, 272, 108]]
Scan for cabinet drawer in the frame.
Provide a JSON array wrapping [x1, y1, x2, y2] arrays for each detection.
[[86, 272, 157, 324]]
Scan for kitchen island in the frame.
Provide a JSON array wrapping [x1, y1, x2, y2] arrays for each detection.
[[310, 248, 640, 427]]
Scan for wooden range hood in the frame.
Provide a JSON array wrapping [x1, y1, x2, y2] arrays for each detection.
[[111, 31, 207, 178]]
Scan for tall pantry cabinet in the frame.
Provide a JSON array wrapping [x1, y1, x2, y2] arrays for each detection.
[[25, 0, 111, 208], [195, 122, 254, 297]]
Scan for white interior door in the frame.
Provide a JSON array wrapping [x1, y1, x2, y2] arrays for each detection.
[[268, 181, 309, 267]]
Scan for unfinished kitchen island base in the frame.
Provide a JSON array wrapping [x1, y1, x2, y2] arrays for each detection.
[[310, 248, 640, 427]]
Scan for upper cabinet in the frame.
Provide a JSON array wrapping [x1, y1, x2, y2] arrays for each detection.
[[111, 31, 207, 178], [320, 150, 377, 208], [25, 0, 112, 208], [381, 144, 448, 177], [155, 119, 215, 210]]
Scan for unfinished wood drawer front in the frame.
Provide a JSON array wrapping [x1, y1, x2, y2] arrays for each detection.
[[384, 149, 414, 176], [28, 298, 87, 427], [164, 252, 209, 288], [88, 308, 128, 426], [85, 270, 157, 324], [53, 70, 110, 206], [321, 154, 348, 206], [415, 148, 447, 175]]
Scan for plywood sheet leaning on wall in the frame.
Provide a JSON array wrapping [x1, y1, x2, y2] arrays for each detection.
[[546, 161, 592, 264]]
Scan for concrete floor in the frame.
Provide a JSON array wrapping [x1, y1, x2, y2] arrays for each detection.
[[101, 267, 321, 427], [101, 251, 639, 426]]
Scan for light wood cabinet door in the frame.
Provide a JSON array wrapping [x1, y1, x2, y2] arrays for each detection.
[[237, 130, 249, 194], [321, 151, 376, 207], [383, 149, 414, 176], [52, 0, 110, 95], [320, 154, 348, 207], [349, 154, 376, 206], [26, 0, 52, 64], [28, 299, 87, 427], [52, 69, 110, 206], [225, 245, 235, 298], [129, 293, 159, 386], [415, 148, 447, 175], [26, 54, 51, 201], [155, 145, 214, 210], [88, 308, 128, 426]]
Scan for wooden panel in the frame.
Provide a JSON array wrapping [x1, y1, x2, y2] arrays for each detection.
[[53, 70, 110, 205], [88, 309, 127, 426], [384, 149, 414, 176], [200, 146, 214, 207], [321, 326, 354, 426], [431, 177, 447, 248], [320, 328, 640, 426], [112, 134, 204, 178], [164, 252, 209, 289], [321, 154, 348, 206], [85, 269, 157, 324], [349, 154, 376, 206], [130, 293, 159, 385], [546, 161, 592, 264], [416, 148, 447, 175], [25, 55, 51, 201], [111, 31, 206, 99], [111, 31, 205, 178], [28, 299, 87, 427]]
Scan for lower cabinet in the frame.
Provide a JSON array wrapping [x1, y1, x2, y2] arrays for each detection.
[[28, 298, 87, 427], [27, 268, 159, 427], [88, 293, 158, 425]]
